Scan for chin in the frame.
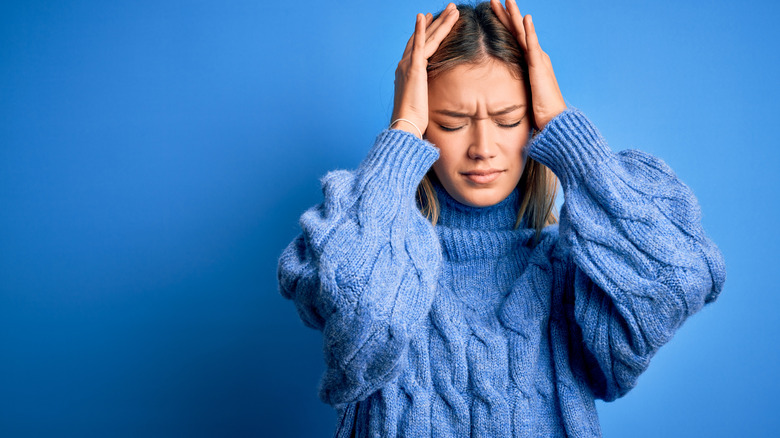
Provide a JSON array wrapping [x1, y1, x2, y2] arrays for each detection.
[[457, 189, 506, 208]]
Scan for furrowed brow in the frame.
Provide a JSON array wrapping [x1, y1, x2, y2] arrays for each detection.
[[488, 105, 525, 116], [433, 109, 472, 118], [433, 105, 526, 118]]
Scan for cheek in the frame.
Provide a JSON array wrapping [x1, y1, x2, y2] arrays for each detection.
[[499, 129, 530, 160], [432, 148, 456, 176], [427, 134, 461, 166]]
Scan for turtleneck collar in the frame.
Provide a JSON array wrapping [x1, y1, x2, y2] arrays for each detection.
[[430, 176, 535, 261], [432, 176, 522, 231]]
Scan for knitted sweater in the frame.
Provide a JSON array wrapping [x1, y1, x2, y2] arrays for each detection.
[[277, 108, 726, 437]]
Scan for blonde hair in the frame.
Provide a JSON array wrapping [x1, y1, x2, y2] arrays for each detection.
[[415, 2, 559, 247]]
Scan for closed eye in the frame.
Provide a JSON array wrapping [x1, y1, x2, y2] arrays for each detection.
[[439, 115, 525, 131], [497, 117, 525, 128], [438, 124, 463, 132]]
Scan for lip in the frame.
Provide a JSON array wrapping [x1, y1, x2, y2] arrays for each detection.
[[461, 168, 504, 184]]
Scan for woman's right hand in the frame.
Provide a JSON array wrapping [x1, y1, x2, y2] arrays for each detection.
[[391, 3, 460, 139]]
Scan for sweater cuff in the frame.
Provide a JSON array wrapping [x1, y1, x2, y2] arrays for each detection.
[[526, 107, 614, 188], [356, 128, 440, 202]]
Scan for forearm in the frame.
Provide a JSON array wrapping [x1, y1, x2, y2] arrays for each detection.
[[278, 128, 443, 406], [532, 108, 726, 399]]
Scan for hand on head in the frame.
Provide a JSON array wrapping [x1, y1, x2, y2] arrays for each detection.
[[390, 1, 567, 139], [391, 3, 460, 139], [489, 0, 566, 129]]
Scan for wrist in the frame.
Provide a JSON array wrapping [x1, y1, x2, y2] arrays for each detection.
[[526, 107, 613, 189], [389, 118, 423, 139]]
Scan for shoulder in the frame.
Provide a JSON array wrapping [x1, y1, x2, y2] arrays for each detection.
[[540, 223, 560, 242], [532, 223, 574, 270], [522, 223, 562, 268]]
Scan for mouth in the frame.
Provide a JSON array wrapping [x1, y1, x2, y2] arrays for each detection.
[[461, 169, 504, 184]]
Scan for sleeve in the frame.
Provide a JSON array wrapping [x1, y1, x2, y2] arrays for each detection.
[[276, 128, 443, 408], [527, 107, 727, 401]]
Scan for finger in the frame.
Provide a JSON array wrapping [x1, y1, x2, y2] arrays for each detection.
[[402, 26, 415, 58], [402, 12, 432, 59], [523, 14, 543, 65], [423, 6, 460, 58], [489, 0, 513, 35], [424, 3, 456, 44], [506, 0, 527, 52], [410, 13, 427, 70]]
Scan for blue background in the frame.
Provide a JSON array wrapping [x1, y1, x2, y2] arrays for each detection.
[[1, 0, 777, 436]]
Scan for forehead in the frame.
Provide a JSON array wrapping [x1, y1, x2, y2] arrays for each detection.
[[428, 60, 527, 111]]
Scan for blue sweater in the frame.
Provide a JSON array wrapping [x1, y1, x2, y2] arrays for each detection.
[[277, 108, 726, 437]]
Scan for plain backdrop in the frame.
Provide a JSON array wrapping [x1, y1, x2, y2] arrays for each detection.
[[1, 0, 778, 436]]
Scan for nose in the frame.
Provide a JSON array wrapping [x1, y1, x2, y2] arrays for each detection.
[[467, 119, 497, 160]]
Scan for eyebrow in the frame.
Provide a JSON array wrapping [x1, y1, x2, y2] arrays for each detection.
[[433, 104, 526, 118]]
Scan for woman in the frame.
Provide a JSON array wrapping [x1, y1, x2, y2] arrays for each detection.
[[277, 1, 726, 436]]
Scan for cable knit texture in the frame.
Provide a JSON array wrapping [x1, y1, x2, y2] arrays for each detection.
[[277, 108, 726, 437]]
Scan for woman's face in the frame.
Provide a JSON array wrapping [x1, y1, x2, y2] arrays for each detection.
[[425, 59, 531, 208]]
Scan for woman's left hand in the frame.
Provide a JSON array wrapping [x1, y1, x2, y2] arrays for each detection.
[[490, 0, 566, 130]]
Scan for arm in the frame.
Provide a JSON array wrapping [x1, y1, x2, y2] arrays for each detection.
[[529, 108, 727, 401], [278, 5, 461, 409], [490, 0, 726, 401], [277, 128, 442, 408], [277, 5, 461, 408]]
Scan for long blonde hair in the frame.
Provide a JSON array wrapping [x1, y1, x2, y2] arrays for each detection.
[[416, 2, 559, 247]]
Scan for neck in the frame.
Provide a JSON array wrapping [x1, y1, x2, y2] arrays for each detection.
[[427, 174, 535, 261], [431, 175, 522, 231]]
